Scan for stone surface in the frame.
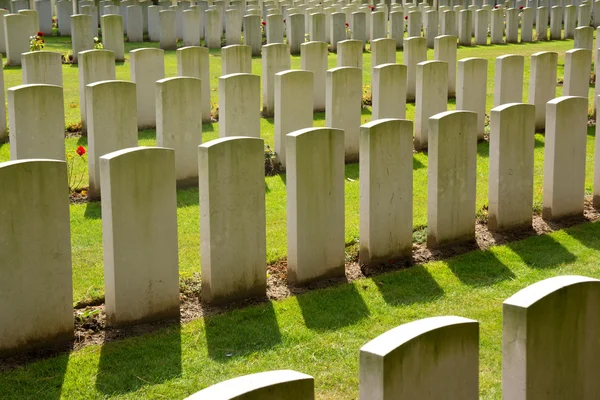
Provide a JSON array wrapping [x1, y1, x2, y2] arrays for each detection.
[[101, 14, 124, 61], [301, 41, 327, 112], [427, 110, 477, 248], [243, 14, 261, 55], [372, 63, 407, 120], [359, 119, 413, 267], [287, 127, 345, 285], [198, 137, 266, 304], [505, 8, 518, 43], [221, 44, 252, 75], [261, 43, 290, 117], [474, 9, 489, 44], [57, 0, 72, 36], [267, 13, 284, 44], [488, 103, 535, 232], [337, 39, 363, 69], [182, 8, 201, 46], [70, 14, 94, 63], [503, 275, 600, 400], [287, 12, 304, 54], [86, 80, 138, 199], [275, 70, 313, 169], [537, 6, 548, 40], [371, 38, 396, 69], [550, 6, 561, 40], [521, 7, 534, 42], [78, 49, 116, 132], [415, 60, 448, 150], [528, 51, 557, 130], [490, 8, 503, 44], [219, 73, 260, 138], [433, 35, 457, 97], [494, 54, 524, 107], [21, 51, 63, 86], [100, 147, 180, 327], [0, 159, 73, 358], [159, 10, 176, 50], [404, 37, 427, 102], [176, 46, 211, 123], [456, 57, 487, 139], [4, 13, 30, 66], [156, 77, 202, 187], [543, 96, 588, 221], [130, 48, 164, 129], [574, 26, 593, 50], [359, 316, 479, 400], [8, 84, 65, 161], [326, 66, 361, 162], [185, 370, 315, 399], [458, 9, 473, 45], [563, 49, 591, 98], [126, 5, 143, 41]]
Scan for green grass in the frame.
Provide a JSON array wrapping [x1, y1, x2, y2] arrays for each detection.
[[3, 220, 600, 399], [0, 36, 594, 305]]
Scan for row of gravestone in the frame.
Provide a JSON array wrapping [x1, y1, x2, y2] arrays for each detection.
[[0, 0, 588, 66], [0, 93, 595, 355], [183, 275, 600, 399], [0, 37, 593, 159]]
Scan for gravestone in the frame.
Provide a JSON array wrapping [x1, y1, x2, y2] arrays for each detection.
[[130, 48, 164, 128], [287, 127, 345, 284], [156, 77, 203, 187], [100, 147, 180, 327], [219, 73, 260, 137]]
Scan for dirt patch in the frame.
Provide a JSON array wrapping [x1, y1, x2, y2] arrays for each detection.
[[2, 199, 600, 371]]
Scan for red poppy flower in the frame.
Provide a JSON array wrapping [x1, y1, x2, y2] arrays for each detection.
[[494, 5, 498, 8], [283, 18, 286, 23], [519, 5, 523, 9], [345, 22, 349, 27], [76, 146, 86, 156], [368, 5, 374, 10], [261, 21, 266, 26], [404, 15, 408, 20], [37, 31, 43, 36]]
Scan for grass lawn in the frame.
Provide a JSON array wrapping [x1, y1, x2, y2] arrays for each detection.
[[2, 220, 600, 398], [0, 36, 594, 305]]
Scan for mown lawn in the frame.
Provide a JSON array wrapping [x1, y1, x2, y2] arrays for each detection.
[[2, 220, 600, 399], [0, 36, 594, 305]]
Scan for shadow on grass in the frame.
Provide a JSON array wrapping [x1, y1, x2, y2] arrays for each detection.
[[477, 139, 490, 158], [507, 234, 576, 269], [296, 283, 370, 331], [447, 249, 516, 287], [176, 187, 199, 208], [0, 352, 69, 399], [95, 324, 182, 395], [373, 265, 444, 305], [84, 201, 101, 219], [413, 156, 425, 170], [564, 222, 600, 251], [205, 302, 282, 361]]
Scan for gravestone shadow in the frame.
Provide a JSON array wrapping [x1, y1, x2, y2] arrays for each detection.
[[0, 349, 70, 399], [296, 283, 370, 331], [413, 156, 425, 170], [507, 233, 576, 269], [564, 221, 600, 251], [447, 249, 516, 287], [205, 301, 281, 361], [84, 201, 101, 219], [373, 265, 444, 306], [95, 323, 182, 395]]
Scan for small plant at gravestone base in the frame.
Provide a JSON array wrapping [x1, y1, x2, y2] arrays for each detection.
[[74, 308, 100, 324], [68, 146, 87, 193], [265, 145, 280, 176], [29, 31, 45, 51], [345, 22, 351, 39], [362, 85, 372, 107], [94, 37, 103, 49]]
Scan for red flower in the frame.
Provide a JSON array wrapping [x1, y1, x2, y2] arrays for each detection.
[[76, 146, 86, 156], [368, 5, 374, 10], [404, 15, 408, 20], [345, 22, 349, 28], [261, 21, 266, 26], [283, 18, 286, 23], [37, 31, 43, 36], [519, 5, 523, 9], [494, 5, 498, 8]]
